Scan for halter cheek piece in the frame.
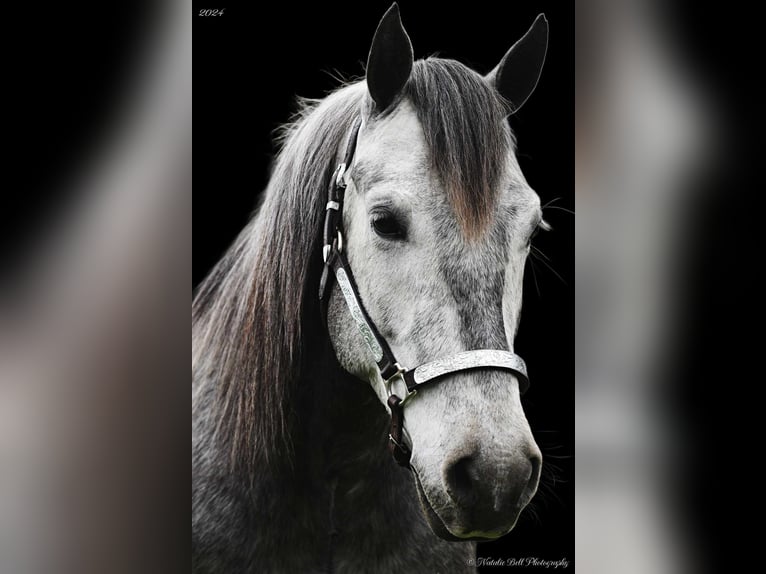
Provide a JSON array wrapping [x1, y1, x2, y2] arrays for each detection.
[[319, 121, 530, 469]]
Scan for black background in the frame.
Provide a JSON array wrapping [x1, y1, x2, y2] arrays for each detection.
[[195, 1, 573, 570]]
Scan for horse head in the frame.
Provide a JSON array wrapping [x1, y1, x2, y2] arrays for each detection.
[[326, 4, 549, 541]]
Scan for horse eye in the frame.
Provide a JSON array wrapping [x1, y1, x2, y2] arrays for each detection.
[[371, 213, 405, 239]]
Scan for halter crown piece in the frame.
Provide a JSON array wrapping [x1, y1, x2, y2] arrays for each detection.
[[319, 120, 530, 469]]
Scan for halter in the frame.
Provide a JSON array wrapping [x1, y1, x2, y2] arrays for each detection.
[[319, 120, 530, 469]]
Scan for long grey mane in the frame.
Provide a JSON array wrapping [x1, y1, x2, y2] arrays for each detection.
[[192, 58, 511, 484], [193, 84, 364, 480]]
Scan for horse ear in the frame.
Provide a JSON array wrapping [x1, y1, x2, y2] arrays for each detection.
[[366, 3, 413, 112], [486, 14, 548, 115]]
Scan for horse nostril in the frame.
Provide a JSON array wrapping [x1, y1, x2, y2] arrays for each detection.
[[444, 456, 478, 505]]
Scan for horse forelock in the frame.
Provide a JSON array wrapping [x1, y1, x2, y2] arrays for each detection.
[[405, 58, 513, 240]]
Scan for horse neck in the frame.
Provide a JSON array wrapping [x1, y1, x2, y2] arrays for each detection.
[[246, 362, 420, 558], [295, 358, 391, 488]]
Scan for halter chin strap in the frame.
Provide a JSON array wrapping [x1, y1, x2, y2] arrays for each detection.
[[319, 121, 530, 469]]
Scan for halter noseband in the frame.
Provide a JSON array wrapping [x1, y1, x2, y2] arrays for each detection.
[[319, 121, 530, 469]]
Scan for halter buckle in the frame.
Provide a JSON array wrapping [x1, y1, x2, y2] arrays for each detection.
[[384, 362, 406, 385], [322, 230, 344, 263], [385, 363, 417, 405]]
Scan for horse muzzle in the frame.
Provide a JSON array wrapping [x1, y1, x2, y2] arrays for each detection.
[[413, 441, 542, 541]]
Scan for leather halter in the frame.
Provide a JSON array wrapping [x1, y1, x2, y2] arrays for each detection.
[[319, 120, 529, 469]]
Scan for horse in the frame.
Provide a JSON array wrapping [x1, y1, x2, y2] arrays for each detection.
[[193, 5, 550, 572]]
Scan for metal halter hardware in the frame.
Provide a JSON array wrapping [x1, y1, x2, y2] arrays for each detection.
[[319, 121, 530, 469]]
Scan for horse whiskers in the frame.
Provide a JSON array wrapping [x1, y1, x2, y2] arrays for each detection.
[[543, 204, 575, 216], [530, 246, 567, 285], [541, 196, 574, 221], [531, 245, 552, 262], [540, 196, 563, 210], [528, 258, 543, 298], [520, 457, 566, 528]]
